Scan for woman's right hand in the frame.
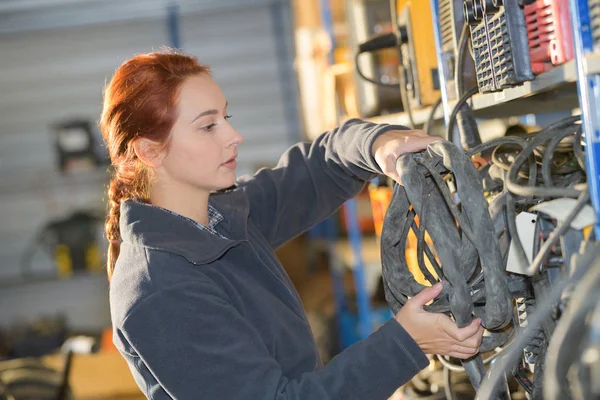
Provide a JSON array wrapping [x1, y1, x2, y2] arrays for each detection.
[[394, 282, 484, 359]]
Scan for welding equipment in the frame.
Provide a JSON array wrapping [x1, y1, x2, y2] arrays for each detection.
[[464, 0, 534, 93], [439, 0, 478, 100], [346, 0, 405, 117], [21, 211, 104, 280], [394, 0, 441, 108], [50, 119, 109, 174], [524, 0, 574, 73]]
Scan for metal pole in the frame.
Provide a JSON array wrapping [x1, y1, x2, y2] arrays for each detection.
[[429, 0, 451, 126], [344, 198, 373, 341], [167, 1, 181, 50], [569, 0, 600, 238]]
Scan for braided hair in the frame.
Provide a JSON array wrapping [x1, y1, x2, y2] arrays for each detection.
[[99, 49, 210, 280]]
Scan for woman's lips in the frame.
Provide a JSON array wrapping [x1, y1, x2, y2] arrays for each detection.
[[222, 154, 237, 169]]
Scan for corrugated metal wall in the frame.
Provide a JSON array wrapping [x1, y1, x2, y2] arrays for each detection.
[[0, 0, 300, 331]]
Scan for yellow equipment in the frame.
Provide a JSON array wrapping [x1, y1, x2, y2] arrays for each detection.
[[395, 0, 440, 108]]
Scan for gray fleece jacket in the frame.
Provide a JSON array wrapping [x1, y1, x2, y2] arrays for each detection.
[[109, 118, 430, 399]]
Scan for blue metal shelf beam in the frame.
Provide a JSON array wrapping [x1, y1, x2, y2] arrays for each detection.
[[569, 0, 600, 238], [429, 0, 451, 126]]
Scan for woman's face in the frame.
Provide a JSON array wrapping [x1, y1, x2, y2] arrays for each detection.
[[158, 74, 243, 192]]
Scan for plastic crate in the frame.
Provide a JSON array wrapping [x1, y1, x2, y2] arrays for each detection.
[[525, 0, 574, 73], [465, 0, 534, 93]]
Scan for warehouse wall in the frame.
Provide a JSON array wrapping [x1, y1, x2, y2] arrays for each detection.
[[0, 0, 301, 331]]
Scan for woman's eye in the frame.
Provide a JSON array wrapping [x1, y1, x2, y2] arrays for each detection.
[[225, 114, 233, 120], [202, 123, 217, 132]]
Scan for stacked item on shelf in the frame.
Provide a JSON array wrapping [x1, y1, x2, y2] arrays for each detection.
[[524, 0, 574, 73], [464, 0, 534, 93], [439, 0, 477, 99], [395, 0, 441, 108]]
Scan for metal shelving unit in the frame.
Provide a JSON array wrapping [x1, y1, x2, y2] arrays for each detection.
[[367, 105, 440, 127], [366, 54, 600, 127], [426, 0, 600, 236], [569, 0, 600, 237]]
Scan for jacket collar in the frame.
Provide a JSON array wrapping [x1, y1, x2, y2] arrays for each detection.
[[119, 188, 249, 265]]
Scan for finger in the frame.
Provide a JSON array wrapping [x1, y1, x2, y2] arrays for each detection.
[[402, 136, 442, 155], [407, 282, 443, 309], [463, 326, 485, 348], [451, 343, 480, 355], [391, 173, 403, 186], [441, 317, 481, 342], [382, 154, 397, 176]]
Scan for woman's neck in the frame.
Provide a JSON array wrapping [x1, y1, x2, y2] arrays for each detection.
[[149, 182, 211, 227]]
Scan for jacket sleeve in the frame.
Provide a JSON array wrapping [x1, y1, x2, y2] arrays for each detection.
[[121, 279, 429, 400], [238, 118, 410, 248]]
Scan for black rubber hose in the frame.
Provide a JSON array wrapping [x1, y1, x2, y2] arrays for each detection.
[[355, 51, 400, 88], [446, 87, 479, 143], [506, 116, 585, 198], [573, 125, 586, 171], [424, 97, 443, 135], [476, 241, 598, 399], [456, 23, 470, 97], [398, 63, 416, 129], [541, 128, 579, 188]]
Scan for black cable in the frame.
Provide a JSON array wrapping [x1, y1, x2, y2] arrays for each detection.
[[399, 63, 416, 128], [466, 136, 527, 157], [355, 52, 400, 88], [573, 125, 586, 171], [424, 97, 443, 135], [506, 115, 586, 198], [543, 263, 600, 400], [538, 129, 581, 188], [446, 87, 479, 142], [389, 0, 416, 128], [456, 23, 470, 98], [477, 241, 598, 399]]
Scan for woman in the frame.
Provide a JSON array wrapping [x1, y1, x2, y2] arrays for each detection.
[[102, 49, 483, 400]]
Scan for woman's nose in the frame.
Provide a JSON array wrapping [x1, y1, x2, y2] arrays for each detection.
[[227, 127, 244, 147]]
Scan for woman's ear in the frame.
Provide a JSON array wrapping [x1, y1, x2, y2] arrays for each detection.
[[133, 137, 164, 168]]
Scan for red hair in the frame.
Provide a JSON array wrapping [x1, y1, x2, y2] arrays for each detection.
[[100, 49, 211, 280]]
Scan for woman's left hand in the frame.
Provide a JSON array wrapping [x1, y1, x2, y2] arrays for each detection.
[[372, 129, 442, 184]]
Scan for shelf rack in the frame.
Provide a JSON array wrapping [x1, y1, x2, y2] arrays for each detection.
[[371, 1, 600, 236], [367, 54, 600, 126], [569, 0, 600, 238]]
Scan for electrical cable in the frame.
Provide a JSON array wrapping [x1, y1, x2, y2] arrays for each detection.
[[446, 87, 479, 142], [436, 348, 506, 372], [505, 115, 586, 198], [541, 129, 580, 188], [398, 63, 416, 128], [389, 0, 415, 128], [354, 52, 400, 88], [452, 22, 481, 149], [456, 23, 470, 98], [423, 97, 443, 135], [476, 240, 597, 399], [573, 126, 586, 171], [443, 367, 455, 400], [543, 259, 600, 400]]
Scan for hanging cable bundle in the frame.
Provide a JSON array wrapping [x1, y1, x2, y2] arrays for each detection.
[[380, 140, 514, 393], [381, 140, 514, 327], [381, 113, 591, 397]]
